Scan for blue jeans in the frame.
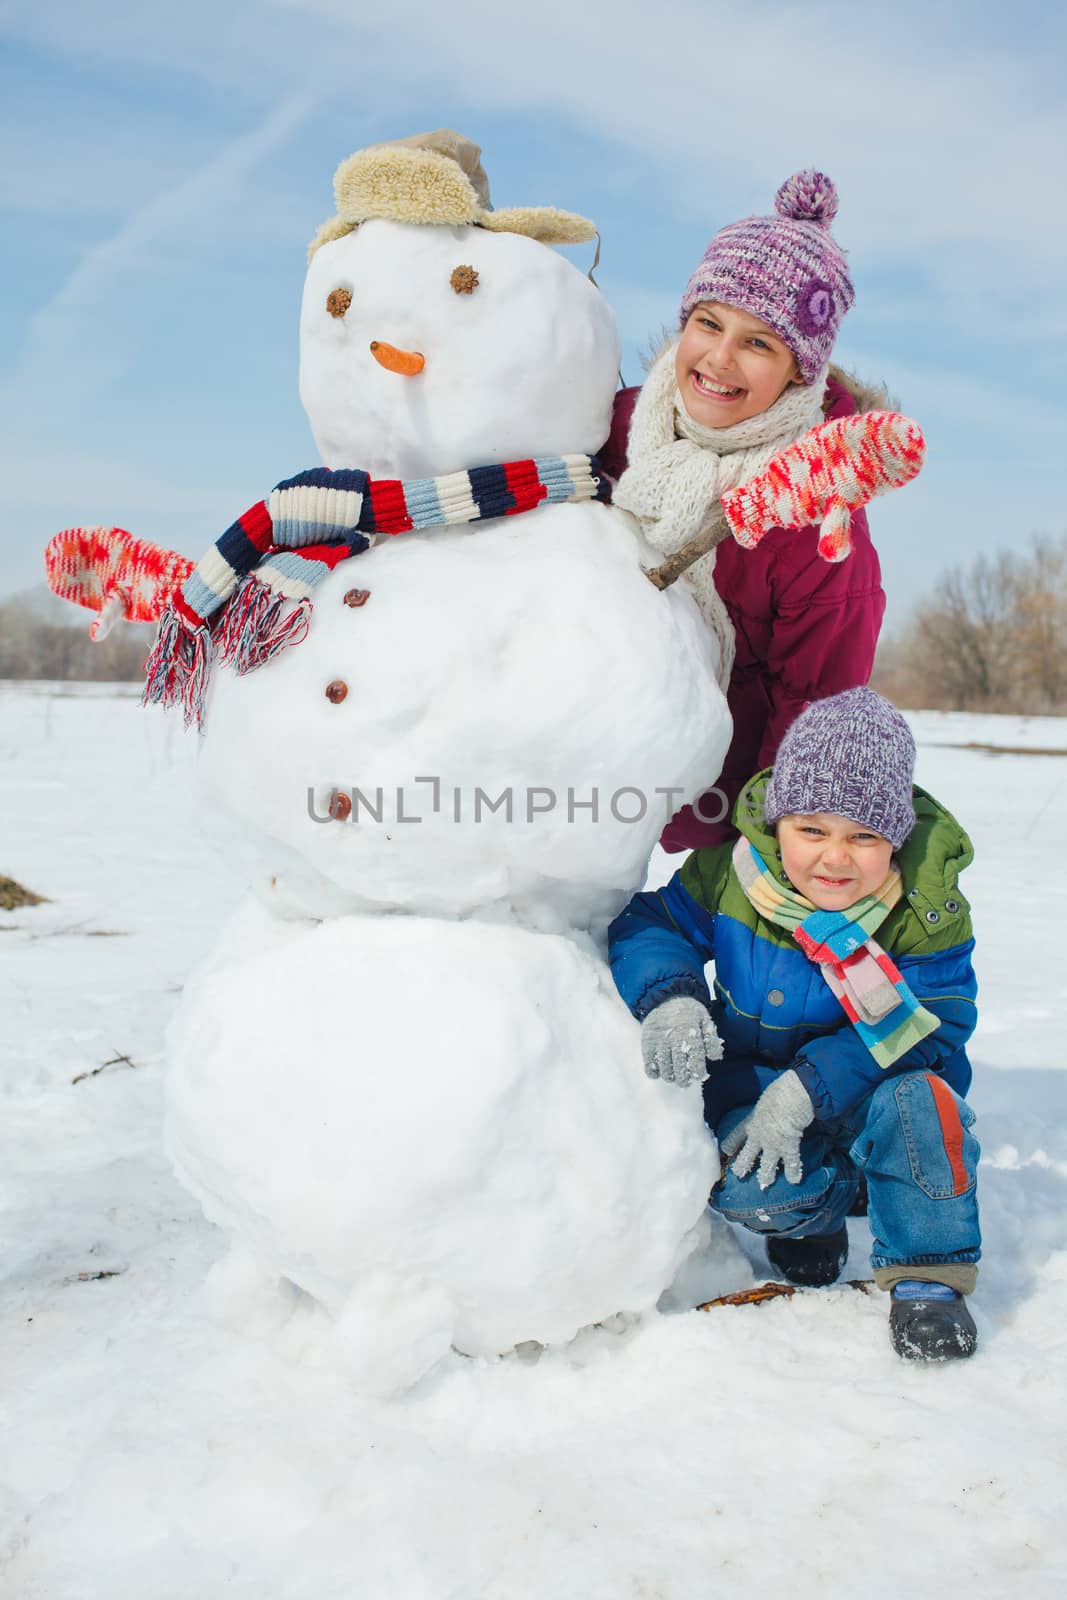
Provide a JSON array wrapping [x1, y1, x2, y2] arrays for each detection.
[[709, 1071, 981, 1283]]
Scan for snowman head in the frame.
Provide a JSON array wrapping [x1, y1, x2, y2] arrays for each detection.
[[298, 131, 621, 479]]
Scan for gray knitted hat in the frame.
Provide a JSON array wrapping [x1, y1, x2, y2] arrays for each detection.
[[763, 688, 917, 847]]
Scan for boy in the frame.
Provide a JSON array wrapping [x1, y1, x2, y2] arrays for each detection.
[[608, 689, 981, 1361]]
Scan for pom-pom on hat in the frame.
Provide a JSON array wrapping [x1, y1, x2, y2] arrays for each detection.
[[763, 687, 917, 848], [679, 170, 854, 384]]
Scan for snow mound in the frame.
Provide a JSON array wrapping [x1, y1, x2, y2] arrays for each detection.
[[166, 898, 717, 1385], [199, 500, 729, 926]]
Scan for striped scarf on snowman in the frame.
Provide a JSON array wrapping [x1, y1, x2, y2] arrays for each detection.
[[144, 455, 609, 727]]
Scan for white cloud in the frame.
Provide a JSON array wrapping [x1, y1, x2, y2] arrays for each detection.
[[1, 91, 316, 415], [3, 0, 1062, 613], [7, 1, 1064, 286], [841, 346, 1067, 442], [276, 0, 1067, 281]]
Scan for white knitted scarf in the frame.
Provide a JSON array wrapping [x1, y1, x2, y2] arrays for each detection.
[[614, 343, 828, 688]]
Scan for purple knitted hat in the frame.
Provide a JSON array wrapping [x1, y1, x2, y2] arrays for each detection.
[[679, 170, 854, 384], [763, 688, 917, 848]]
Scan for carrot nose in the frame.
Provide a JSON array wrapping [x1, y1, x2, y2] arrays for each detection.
[[370, 340, 425, 376]]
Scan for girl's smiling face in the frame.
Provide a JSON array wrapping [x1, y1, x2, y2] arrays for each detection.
[[676, 301, 803, 428], [776, 812, 894, 911]]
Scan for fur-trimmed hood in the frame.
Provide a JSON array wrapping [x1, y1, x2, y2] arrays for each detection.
[[826, 363, 893, 415]]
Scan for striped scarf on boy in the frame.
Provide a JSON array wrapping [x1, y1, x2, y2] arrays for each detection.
[[731, 837, 940, 1069], [144, 455, 608, 728]]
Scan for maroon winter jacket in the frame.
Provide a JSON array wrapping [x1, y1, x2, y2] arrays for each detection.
[[601, 375, 886, 852]]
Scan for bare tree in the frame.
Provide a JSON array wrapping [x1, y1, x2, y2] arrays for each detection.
[[1011, 535, 1067, 707], [0, 599, 151, 681], [873, 533, 1067, 714]]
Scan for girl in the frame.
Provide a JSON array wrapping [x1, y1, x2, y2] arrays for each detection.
[[603, 171, 887, 851]]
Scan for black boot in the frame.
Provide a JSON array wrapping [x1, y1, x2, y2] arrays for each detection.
[[766, 1224, 849, 1288], [889, 1281, 977, 1361]]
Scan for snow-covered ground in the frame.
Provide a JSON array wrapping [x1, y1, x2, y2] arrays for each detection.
[[2, 682, 1065, 1598]]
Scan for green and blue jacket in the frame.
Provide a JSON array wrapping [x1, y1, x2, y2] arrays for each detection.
[[608, 773, 978, 1124]]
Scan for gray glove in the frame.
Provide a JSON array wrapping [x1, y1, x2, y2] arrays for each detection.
[[721, 1069, 814, 1189], [640, 996, 723, 1089]]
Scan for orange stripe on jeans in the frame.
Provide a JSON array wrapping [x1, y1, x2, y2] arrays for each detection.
[[926, 1073, 969, 1196]]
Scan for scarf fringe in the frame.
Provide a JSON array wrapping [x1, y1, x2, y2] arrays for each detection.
[[214, 575, 313, 677], [141, 604, 212, 729]]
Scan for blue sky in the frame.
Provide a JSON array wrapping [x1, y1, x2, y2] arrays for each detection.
[[1, 0, 1064, 629]]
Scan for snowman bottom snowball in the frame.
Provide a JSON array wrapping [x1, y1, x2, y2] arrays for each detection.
[[166, 900, 719, 1386]]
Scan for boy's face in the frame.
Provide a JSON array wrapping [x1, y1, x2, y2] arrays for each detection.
[[675, 301, 803, 429], [777, 813, 894, 911]]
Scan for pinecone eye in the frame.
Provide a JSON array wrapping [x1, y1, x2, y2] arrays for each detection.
[[450, 265, 479, 296], [326, 287, 353, 319]]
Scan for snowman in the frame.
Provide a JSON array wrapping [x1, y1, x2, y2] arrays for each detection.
[[44, 132, 923, 1391], [59, 130, 728, 1389]]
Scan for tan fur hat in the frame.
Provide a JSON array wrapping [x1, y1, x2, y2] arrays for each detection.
[[308, 128, 596, 260]]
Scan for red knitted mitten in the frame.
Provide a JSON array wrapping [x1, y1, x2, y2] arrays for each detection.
[[720, 411, 926, 563], [44, 527, 195, 639]]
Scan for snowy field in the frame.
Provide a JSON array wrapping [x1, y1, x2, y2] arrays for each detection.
[[2, 681, 1066, 1598]]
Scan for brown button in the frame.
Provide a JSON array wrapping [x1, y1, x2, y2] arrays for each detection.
[[343, 588, 371, 608], [328, 790, 352, 821], [450, 265, 480, 295], [325, 679, 348, 704]]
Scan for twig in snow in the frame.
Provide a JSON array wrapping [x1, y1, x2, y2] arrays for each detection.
[[931, 741, 1067, 758], [0, 875, 49, 910], [699, 1279, 874, 1309], [62, 1268, 127, 1285], [72, 1050, 138, 1086]]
